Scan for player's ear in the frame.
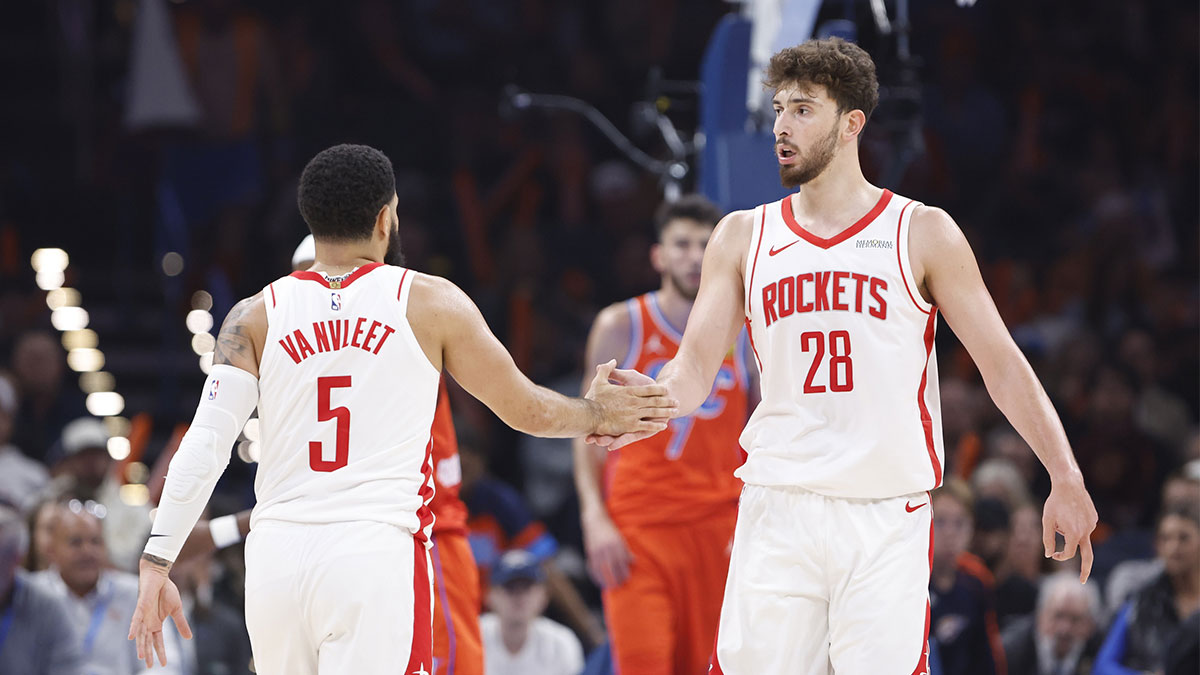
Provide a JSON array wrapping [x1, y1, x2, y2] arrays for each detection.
[[373, 203, 391, 241], [843, 109, 867, 141], [649, 242, 665, 273]]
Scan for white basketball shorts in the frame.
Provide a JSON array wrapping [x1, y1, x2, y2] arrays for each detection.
[[711, 484, 933, 675], [244, 520, 433, 675]]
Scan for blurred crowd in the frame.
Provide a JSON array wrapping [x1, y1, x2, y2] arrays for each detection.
[[0, 0, 1195, 674]]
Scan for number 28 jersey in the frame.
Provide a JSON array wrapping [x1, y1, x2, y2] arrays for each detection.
[[739, 190, 944, 499], [254, 263, 439, 540]]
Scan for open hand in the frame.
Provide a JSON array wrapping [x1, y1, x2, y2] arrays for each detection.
[[128, 557, 193, 668], [1042, 475, 1099, 583], [582, 510, 634, 588], [585, 360, 676, 437]]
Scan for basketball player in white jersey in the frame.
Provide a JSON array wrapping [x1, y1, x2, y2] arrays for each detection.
[[126, 144, 677, 674], [591, 39, 1099, 673]]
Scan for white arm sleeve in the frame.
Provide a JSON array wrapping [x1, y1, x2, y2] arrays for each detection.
[[143, 364, 258, 562]]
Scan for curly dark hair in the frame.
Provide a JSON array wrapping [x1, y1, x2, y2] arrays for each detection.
[[297, 144, 396, 241], [653, 193, 724, 238], [764, 38, 879, 121]]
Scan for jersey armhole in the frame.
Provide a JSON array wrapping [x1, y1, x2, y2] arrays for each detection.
[[744, 205, 766, 320], [618, 298, 642, 370], [896, 200, 934, 315], [396, 269, 441, 378]]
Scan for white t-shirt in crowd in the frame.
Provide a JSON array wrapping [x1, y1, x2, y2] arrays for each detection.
[[480, 613, 584, 675]]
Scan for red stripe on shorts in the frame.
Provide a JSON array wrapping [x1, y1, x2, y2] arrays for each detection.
[[406, 542, 433, 675]]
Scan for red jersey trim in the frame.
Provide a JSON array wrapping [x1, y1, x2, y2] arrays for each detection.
[[745, 207, 768, 371], [911, 510, 934, 675], [781, 189, 893, 249], [895, 200, 932, 315], [415, 436, 437, 544], [396, 268, 410, 300], [917, 311, 942, 487], [289, 261, 384, 289], [268, 283, 276, 307]]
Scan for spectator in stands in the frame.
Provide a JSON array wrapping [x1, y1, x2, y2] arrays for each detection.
[[25, 495, 63, 572], [32, 501, 189, 674], [1094, 503, 1200, 674], [460, 429, 604, 649], [1106, 466, 1200, 612], [0, 504, 85, 674], [48, 417, 150, 571], [0, 375, 49, 512], [1002, 571, 1102, 675], [972, 496, 1037, 629], [481, 550, 584, 675], [971, 457, 1033, 513], [9, 331, 87, 463], [930, 479, 1007, 675]]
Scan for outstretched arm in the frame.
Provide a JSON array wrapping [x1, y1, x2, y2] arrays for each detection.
[[408, 275, 675, 438], [131, 294, 266, 667], [913, 206, 1098, 582], [657, 210, 753, 415], [595, 211, 753, 450]]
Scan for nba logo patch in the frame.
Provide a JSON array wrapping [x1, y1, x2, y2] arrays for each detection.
[[208, 379, 220, 400], [331, 293, 342, 311]]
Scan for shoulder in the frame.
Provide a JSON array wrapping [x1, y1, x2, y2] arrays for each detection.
[[956, 552, 996, 588], [908, 204, 967, 252], [408, 273, 475, 319], [534, 616, 582, 647], [590, 301, 633, 339], [715, 208, 757, 242], [224, 292, 267, 326], [478, 613, 499, 634]]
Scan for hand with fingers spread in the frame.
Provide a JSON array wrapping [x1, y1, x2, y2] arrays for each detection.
[[128, 554, 193, 668], [585, 365, 673, 449], [1041, 475, 1099, 583], [585, 360, 677, 437], [582, 508, 634, 588]]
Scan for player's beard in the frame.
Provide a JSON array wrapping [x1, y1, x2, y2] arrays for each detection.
[[670, 271, 701, 302], [384, 219, 405, 266], [779, 122, 839, 188]]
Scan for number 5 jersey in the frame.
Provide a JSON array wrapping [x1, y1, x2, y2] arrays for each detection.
[[254, 263, 439, 540], [740, 190, 945, 499]]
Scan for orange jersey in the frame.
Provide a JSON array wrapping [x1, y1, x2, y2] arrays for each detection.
[[430, 380, 469, 536], [605, 292, 751, 528]]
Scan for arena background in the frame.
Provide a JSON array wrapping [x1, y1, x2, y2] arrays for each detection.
[[0, 1, 1195, 673]]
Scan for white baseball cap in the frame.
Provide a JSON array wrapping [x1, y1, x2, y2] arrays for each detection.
[[291, 234, 315, 269]]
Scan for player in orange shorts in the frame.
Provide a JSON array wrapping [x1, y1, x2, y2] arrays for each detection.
[[428, 379, 484, 675], [574, 195, 757, 675]]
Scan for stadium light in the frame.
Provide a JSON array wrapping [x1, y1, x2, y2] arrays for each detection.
[[51, 306, 89, 331], [86, 391, 125, 416], [67, 348, 105, 373]]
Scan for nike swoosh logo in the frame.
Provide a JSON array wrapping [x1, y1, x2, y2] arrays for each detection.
[[905, 501, 927, 513], [768, 240, 800, 256], [147, 533, 168, 538]]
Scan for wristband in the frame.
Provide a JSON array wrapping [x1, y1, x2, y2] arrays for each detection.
[[208, 514, 243, 549]]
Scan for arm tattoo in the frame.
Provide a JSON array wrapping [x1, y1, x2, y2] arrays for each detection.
[[141, 553, 173, 570], [213, 299, 258, 366]]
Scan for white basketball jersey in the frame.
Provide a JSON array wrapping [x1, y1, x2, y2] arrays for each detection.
[[253, 263, 439, 540], [739, 190, 944, 499]]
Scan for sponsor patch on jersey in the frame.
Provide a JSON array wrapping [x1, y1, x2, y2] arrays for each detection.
[[855, 238, 893, 249]]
